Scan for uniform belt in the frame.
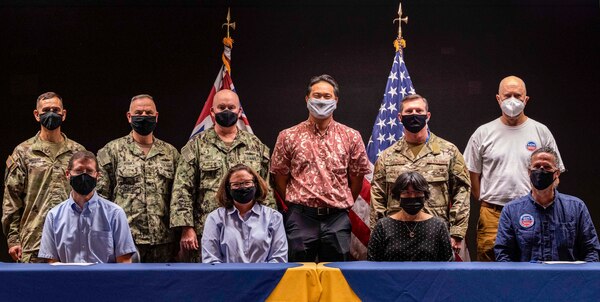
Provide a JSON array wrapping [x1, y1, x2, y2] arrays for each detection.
[[289, 203, 347, 216], [480, 200, 503, 211]]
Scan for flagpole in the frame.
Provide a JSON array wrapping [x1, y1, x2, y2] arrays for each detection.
[[393, 2, 408, 51], [221, 7, 236, 75]]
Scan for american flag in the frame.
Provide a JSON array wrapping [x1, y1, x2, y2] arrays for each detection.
[[349, 47, 415, 260], [190, 36, 253, 138]]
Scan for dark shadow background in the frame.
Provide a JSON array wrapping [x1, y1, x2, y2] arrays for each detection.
[[1, 0, 598, 261]]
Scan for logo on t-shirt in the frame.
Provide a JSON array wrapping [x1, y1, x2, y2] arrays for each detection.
[[519, 214, 535, 228], [526, 141, 537, 151]]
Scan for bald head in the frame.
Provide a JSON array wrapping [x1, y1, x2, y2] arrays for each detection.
[[211, 89, 242, 128], [213, 89, 240, 109], [498, 76, 527, 96]]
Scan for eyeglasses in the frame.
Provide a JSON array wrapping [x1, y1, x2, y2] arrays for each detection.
[[399, 190, 425, 198], [229, 180, 255, 190], [529, 166, 558, 173], [70, 169, 96, 176]]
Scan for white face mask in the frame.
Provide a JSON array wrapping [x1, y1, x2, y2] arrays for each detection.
[[307, 98, 337, 119], [501, 97, 525, 117]]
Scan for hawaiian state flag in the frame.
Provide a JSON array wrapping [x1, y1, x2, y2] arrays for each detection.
[[349, 47, 415, 260], [190, 37, 253, 138]]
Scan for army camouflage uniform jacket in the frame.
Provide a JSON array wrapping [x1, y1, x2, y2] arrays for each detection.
[[96, 133, 180, 246], [2, 132, 85, 262], [370, 132, 471, 239], [170, 128, 274, 237]]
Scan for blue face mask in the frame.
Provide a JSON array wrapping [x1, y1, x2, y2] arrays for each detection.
[[307, 99, 337, 119]]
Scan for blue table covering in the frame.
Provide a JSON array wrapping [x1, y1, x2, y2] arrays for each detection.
[[325, 261, 600, 301], [0, 262, 298, 302]]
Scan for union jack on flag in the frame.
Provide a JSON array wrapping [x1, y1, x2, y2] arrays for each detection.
[[190, 36, 253, 139], [349, 46, 415, 260]]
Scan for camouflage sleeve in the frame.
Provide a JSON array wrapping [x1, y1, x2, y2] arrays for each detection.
[[170, 143, 198, 228], [369, 155, 388, 230], [260, 145, 277, 210], [2, 153, 26, 247], [448, 148, 471, 238], [96, 146, 115, 200]]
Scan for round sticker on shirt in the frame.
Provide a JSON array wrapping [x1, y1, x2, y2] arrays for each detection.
[[519, 214, 535, 228], [526, 141, 537, 151]]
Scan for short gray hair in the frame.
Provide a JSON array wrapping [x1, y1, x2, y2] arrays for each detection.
[[529, 146, 560, 168]]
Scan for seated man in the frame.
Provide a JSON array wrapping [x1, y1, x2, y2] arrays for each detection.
[[39, 151, 137, 263], [495, 147, 600, 262]]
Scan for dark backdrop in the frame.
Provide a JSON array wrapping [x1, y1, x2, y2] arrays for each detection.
[[1, 0, 598, 261]]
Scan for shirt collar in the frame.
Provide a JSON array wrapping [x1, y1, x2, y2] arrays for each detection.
[[69, 191, 100, 213], [528, 190, 557, 209], [305, 119, 336, 137], [226, 202, 262, 217]]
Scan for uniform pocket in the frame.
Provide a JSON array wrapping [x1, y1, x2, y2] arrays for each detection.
[[199, 160, 221, 189], [116, 163, 142, 187]]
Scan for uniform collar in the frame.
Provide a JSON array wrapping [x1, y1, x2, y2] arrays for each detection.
[[395, 132, 441, 159], [31, 131, 70, 156], [207, 127, 249, 151], [125, 132, 164, 159]]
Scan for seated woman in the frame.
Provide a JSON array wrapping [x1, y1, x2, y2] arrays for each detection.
[[368, 171, 453, 261], [201, 164, 288, 263]]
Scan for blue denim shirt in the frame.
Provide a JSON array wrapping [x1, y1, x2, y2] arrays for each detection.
[[39, 192, 137, 263], [495, 191, 600, 262], [201, 203, 288, 263]]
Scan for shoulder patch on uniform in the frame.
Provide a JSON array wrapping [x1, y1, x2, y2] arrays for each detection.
[[6, 155, 14, 168], [181, 145, 195, 162], [97, 148, 111, 166]]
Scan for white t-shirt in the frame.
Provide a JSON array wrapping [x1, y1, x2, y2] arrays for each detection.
[[463, 117, 564, 206]]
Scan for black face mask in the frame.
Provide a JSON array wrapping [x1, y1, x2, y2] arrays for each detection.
[[401, 114, 427, 133], [40, 111, 63, 130], [530, 169, 556, 190], [131, 115, 157, 136], [230, 186, 256, 204], [215, 110, 239, 127], [70, 173, 97, 195], [401, 197, 425, 215]]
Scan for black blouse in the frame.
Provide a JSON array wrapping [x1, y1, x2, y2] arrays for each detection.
[[367, 216, 453, 262]]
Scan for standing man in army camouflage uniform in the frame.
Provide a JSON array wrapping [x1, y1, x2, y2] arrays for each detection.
[[370, 94, 471, 259], [2, 92, 85, 262], [170, 89, 273, 262], [96, 94, 179, 262]]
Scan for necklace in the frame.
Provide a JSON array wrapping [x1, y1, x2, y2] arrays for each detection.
[[402, 221, 420, 238]]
